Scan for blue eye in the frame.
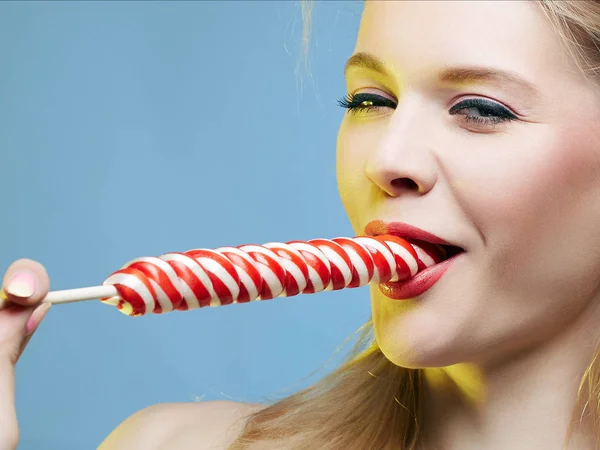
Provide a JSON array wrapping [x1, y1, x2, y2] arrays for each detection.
[[338, 93, 396, 114], [449, 98, 518, 126]]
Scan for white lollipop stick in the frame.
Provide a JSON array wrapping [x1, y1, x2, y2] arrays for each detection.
[[42, 285, 118, 305], [0, 285, 118, 311]]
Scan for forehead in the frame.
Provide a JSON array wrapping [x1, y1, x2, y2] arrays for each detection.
[[355, 1, 575, 85]]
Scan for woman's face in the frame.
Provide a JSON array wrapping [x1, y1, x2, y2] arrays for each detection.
[[337, 0, 600, 369]]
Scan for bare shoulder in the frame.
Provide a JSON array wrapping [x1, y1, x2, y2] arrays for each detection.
[[98, 400, 267, 450]]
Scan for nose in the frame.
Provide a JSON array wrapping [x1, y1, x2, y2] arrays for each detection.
[[365, 113, 437, 197]]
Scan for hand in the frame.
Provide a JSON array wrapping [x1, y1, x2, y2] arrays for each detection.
[[0, 259, 51, 450]]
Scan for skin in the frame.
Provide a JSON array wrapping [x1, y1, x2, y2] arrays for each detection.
[[0, 260, 263, 450], [339, 1, 600, 448], [2, 1, 600, 449]]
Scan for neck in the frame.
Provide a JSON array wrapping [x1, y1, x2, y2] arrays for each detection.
[[420, 301, 600, 450]]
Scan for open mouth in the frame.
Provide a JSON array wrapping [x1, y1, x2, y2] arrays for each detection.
[[403, 238, 465, 265], [441, 244, 465, 259], [379, 241, 465, 299]]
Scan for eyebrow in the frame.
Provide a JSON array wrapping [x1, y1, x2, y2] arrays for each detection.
[[344, 52, 541, 99]]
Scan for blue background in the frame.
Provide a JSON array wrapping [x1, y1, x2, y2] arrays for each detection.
[[0, 1, 366, 449]]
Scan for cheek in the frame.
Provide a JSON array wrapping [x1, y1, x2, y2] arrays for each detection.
[[450, 123, 598, 235], [336, 120, 369, 229], [454, 123, 600, 300]]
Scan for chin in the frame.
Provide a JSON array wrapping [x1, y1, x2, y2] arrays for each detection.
[[378, 337, 465, 369], [370, 275, 477, 369], [372, 305, 467, 369]]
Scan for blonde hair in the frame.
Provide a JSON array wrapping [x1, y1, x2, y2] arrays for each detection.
[[229, 1, 600, 449]]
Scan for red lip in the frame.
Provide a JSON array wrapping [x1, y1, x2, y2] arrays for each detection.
[[379, 252, 463, 300], [364, 220, 453, 246]]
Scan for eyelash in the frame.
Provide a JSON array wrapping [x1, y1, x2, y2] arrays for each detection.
[[337, 93, 518, 127]]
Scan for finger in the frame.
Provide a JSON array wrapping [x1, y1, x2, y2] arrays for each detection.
[[0, 304, 35, 364], [0, 299, 51, 449], [18, 335, 33, 361], [17, 303, 51, 360], [1, 259, 50, 307], [0, 305, 34, 449]]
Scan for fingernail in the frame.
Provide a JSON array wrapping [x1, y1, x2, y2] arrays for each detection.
[[25, 302, 51, 336], [4, 270, 37, 299]]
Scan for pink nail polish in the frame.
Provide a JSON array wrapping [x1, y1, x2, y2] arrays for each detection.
[[5, 270, 36, 298], [25, 302, 51, 336]]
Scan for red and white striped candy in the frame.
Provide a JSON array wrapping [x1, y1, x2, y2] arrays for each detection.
[[100, 235, 447, 316]]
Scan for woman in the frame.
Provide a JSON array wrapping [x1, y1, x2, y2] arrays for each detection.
[[3, 1, 600, 448]]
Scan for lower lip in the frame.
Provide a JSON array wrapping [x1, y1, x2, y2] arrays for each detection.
[[379, 252, 464, 300]]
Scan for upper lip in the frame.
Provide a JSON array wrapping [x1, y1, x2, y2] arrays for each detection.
[[364, 220, 463, 249]]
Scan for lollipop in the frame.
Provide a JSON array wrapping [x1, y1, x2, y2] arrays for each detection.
[[37, 235, 449, 316]]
